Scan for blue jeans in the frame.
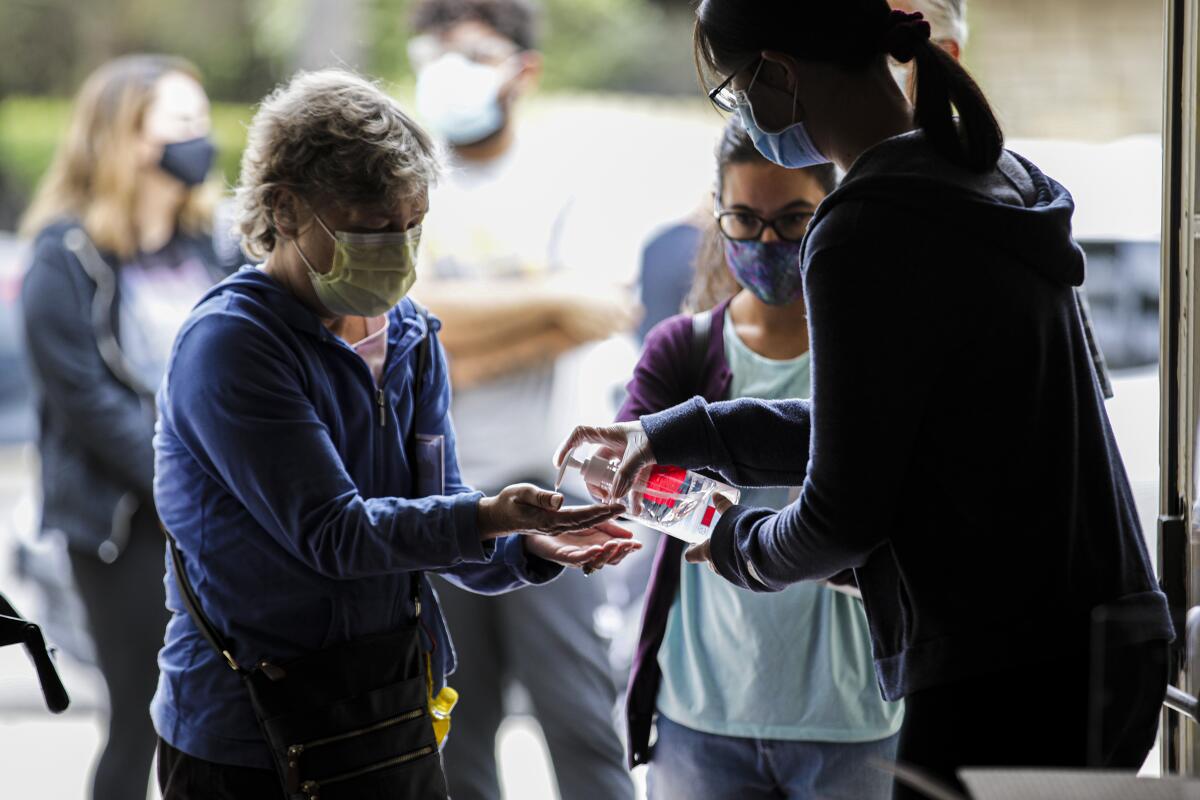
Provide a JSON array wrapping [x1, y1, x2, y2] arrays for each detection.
[[647, 715, 899, 800]]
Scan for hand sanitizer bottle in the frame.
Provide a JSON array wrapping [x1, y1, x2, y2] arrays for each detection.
[[556, 446, 741, 544]]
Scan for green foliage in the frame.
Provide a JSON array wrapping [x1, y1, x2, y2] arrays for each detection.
[[0, 0, 703, 227], [0, 0, 282, 101], [360, 0, 698, 93], [0, 97, 255, 213], [537, 0, 697, 94]]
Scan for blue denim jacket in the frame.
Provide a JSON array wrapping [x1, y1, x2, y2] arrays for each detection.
[[151, 268, 559, 768]]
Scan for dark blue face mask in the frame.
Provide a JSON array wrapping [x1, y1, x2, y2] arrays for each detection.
[[159, 136, 217, 187]]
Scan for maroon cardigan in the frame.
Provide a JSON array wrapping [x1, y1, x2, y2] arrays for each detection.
[[617, 299, 733, 769]]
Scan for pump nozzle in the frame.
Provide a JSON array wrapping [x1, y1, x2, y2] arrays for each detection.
[[555, 447, 585, 492]]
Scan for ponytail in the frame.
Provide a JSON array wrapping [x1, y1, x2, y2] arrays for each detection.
[[902, 19, 1003, 172]]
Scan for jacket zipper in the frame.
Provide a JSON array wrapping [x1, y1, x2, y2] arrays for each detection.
[[286, 707, 426, 791], [97, 491, 139, 563], [377, 387, 386, 428], [299, 744, 436, 798]]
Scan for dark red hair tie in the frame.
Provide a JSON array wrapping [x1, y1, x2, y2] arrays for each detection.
[[882, 10, 932, 63]]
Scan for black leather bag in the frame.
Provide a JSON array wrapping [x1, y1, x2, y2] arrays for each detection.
[[167, 537, 448, 799]]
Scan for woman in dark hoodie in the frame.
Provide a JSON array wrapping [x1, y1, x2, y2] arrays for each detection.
[[558, 0, 1172, 794]]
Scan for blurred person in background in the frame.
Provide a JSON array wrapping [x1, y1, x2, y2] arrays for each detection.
[[151, 68, 636, 798], [18, 54, 228, 800], [623, 117, 903, 799], [635, 207, 707, 345], [407, 1, 637, 798]]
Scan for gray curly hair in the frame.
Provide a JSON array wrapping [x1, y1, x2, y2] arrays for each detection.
[[234, 69, 440, 260]]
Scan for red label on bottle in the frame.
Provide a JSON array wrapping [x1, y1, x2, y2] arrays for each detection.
[[642, 466, 688, 508], [701, 506, 716, 527]]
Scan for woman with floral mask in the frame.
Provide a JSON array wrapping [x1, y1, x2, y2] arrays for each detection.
[[20, 54, 230, 800], [149, 69, 637, 799], [620, 118, 902, 800], [560, 0, 1171, 795]]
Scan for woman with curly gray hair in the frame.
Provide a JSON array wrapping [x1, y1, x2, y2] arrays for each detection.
[[151, 68, 637, 799]]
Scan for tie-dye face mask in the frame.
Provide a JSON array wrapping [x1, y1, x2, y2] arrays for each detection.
[[722, 238, 805, 306]]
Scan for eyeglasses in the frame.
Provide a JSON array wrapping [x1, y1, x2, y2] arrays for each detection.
[[707, 56, 764, 113], [715, 207, 814, 243], [407, 34, 521, 70]]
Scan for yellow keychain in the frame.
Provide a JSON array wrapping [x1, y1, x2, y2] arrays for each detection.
[[426, 652, 458, 748]]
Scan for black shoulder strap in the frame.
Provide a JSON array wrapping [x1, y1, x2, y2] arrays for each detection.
[[163, 303, 437, 672], [407, 300, 433, 617], [165, 529, 246, 673], [411, 300, 433, 399], [690, 309, 713, 396]]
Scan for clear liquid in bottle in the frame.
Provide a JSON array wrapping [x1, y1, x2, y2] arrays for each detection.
[[556, 446, 740, 544]]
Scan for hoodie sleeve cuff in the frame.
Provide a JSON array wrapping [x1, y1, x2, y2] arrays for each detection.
[[452, 492, 495, 564], [709, 505, 773, 592], [502, 536, 564, 585], [641, 397, 715, 470]]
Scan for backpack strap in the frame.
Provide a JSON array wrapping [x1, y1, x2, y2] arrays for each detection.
[[689, 309, 714, 397], [410, 300, 433, 399]]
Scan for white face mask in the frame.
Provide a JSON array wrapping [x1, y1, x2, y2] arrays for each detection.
[[415, 53, 512, 145], [293, 213, 420, 318]]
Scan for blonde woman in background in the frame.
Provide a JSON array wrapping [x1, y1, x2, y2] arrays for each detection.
[[19, 54, 230, 800]]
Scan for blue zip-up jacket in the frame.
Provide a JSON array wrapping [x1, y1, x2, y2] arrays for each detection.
[[151, 268, 561, 769], [639, 133, 1172, 703]]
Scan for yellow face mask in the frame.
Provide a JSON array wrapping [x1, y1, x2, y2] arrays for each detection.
[[293, 212, 421, 318]]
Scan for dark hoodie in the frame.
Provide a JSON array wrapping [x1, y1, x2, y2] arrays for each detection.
[[639, 131, 1173, 702]]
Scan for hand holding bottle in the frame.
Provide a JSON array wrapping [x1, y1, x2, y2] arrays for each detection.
[[555, 424, 740, 544], [683, 492, 736, 573], [554, 422, 658, 507]]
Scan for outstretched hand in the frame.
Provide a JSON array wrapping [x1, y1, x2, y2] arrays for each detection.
[[524, 520, 642, 573], [478, 484, 624, 541]]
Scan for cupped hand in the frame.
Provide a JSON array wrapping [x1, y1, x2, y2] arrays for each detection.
[[523, 520, 643, 572], [478, 484, 624, 541], [554, 421, 657, 508]]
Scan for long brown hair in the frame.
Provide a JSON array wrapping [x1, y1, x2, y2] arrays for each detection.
[[19, 54, 215, 258], [693, 0, 1002, 173], [686, 119, 837, 313]]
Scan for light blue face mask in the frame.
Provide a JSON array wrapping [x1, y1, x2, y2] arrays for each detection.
[[735, 61, 830, 170]]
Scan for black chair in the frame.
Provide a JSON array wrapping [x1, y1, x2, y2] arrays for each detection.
[[0, 591, 69, 714]]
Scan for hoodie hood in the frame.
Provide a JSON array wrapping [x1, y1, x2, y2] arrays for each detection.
[[810, 131, 1086, 288]]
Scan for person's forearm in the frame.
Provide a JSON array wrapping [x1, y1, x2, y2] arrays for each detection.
[[641, 397, 813, 487], [413, 279, 563, 352], [449, 328, 578, 389]]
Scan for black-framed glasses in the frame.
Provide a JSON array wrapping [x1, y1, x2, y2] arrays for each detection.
[[707, 56, 764, 113], [715, 207, 814, 243]]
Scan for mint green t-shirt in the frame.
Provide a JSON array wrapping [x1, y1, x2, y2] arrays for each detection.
[[655, 311, 904, 742]]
